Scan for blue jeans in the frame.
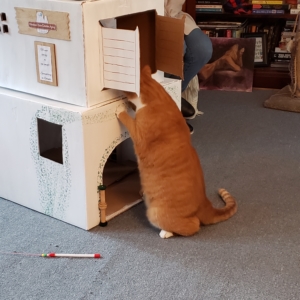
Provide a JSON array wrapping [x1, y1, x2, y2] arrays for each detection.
[[166, 28, 212, 92]]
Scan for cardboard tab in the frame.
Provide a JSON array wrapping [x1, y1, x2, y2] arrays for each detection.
[[117, 10, 184, 78], [155, 15, 185, 79], [117, 10, 157, 74]]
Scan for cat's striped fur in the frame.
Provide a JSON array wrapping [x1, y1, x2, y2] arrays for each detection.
[[116, 66, 237, 238]]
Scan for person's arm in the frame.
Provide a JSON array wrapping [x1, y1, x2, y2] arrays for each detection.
[[164, 0, 186, 18], [165, 0, 198, 35]]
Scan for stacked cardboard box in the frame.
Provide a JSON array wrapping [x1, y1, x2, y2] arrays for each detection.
[[0, 0, 183, 229]]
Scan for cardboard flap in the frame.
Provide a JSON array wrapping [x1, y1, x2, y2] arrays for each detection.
[[117, 10, 157, 74], [155, 15, 185, 79], [100, 26, 140, 95]]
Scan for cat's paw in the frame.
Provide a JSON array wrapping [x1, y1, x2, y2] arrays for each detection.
[[115, 103, 128, 118], [159, 230, 174, 239]]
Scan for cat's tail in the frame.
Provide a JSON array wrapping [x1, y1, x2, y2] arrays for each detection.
[[201, 188, 237, 225]]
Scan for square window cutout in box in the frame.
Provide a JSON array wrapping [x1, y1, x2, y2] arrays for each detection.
[[37, 118, 63, 164]]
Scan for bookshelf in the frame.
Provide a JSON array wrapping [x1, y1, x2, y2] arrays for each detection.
[[184, 0, 297, 89]]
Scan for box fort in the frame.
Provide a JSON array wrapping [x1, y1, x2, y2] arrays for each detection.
[[0, 0, 185, 107], [0, 0, 183, 230], [0, 77, 181, 230]]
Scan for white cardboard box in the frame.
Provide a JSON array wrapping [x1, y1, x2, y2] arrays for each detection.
[[0, 78, 181, 230], [0, 0, 184, 107]]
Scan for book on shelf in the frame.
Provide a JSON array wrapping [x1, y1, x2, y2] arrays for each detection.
[[196, 0, 223, 3], [281, 31, 296, 38], [198, 19, 247, 38], [285, 0, 297, 5], [196, 4, 223, 8], [251, 0, 285, 4], [231, 29, 244, 38], [226, 29, 232, 37], [197, 20, 248, 28], [274, 46, 288, 52], [266, 25, 275, 55], [270, 61, 289, 68], [196, 8, 223, 12], [290, 8, 300, 13], [252, 8, 285, 13], [252, 3, 291, 9], [202, 28, 244, 37], [197, 20, 248, 36], [271, 51, 292, 60], [282, 26, 293, 32], [268, 24, 282, 61], [244, 22, 264, 32], [285, 20, 296, 27]]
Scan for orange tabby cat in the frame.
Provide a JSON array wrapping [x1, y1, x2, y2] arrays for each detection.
[[116, 66, 237, 238]]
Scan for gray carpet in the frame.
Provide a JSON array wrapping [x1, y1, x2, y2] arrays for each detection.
[[1, 89, 300, 300]]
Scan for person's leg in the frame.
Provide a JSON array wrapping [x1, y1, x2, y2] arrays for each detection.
[[182, 28, 212, 92], [164, 29, 212, 133], [181, 29, 212, 133]]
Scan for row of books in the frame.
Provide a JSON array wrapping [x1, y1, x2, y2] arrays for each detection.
[[198, 20, 248, 37], [202, 28, 244, 37], [197, 19, 295, 68], [196, 0, 297, 2], [196, 0, 300, 14], [270, 46, 291, 68], [270, 19, 294, 68], [196, 0, 298, 4], [196, 0, 296, 68]]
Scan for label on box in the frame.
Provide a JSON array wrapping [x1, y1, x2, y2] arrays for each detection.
[[37, 45, 53, 82], [35, 42, 58, 86], [15, 7, 70, 41]]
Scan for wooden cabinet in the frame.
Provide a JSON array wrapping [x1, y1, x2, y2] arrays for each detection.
[[184, 0, 295, 89]]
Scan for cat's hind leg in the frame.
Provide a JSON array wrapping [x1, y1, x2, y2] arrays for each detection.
[[158, 218, 200, 238], [167, 217, 200, 237], [147, 207, 200, 237], [159, 230, 174, 239]]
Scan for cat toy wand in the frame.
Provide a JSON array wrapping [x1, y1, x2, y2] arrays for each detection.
[[41, 253, 101, 258], [0, 252, 101, 258]]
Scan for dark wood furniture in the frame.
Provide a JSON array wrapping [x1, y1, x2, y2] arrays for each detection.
[[184, 0, 296, 89]]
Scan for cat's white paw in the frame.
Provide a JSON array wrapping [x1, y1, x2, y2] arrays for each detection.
[[115, 103, 128, 118], [159, 230, 174, 239]]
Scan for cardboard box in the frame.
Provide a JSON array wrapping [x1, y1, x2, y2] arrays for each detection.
[[0, 0, 184, 107], [0, 77, 181, 230]]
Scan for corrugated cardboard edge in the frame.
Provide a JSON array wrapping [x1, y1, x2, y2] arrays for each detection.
[[156, 15, 185, 79]]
